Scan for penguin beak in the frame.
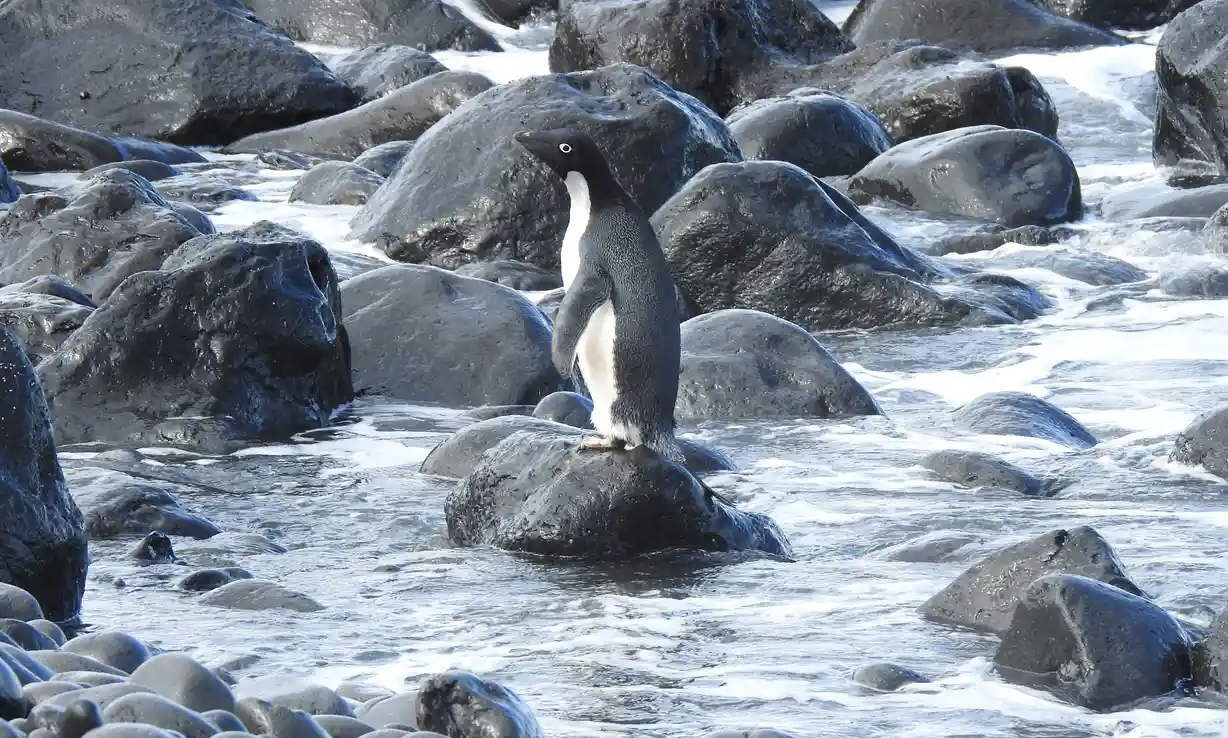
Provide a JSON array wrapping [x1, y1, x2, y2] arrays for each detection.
[[513, 130, 553, 163]]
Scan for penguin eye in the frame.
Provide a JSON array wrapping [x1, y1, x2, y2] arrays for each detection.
[[559, 143, 573, 154]]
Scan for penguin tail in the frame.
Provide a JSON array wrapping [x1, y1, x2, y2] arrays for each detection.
[[646, 434, 687, 466]]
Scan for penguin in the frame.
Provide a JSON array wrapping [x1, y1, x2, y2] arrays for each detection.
[[513, 127, 684, 462]]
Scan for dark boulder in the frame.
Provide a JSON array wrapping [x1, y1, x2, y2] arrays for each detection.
[[1154, 0, 1228, 185], [239, 0, 500, 52], [1171, 404, 1228, 480], [415, 671, 543, 738], [290, 162, 385, 206], [531, 392, 593, 428], [341, 264, 566, 407], [1027, 0, 1199, 30], [848, 125, 1082, 227], [0, 0, 356, 146], [919, 526, 1146, 634], [0, 169, 207, 302], [0, 110, 123, 172], [0, 286, 95, 363], [951, 391, 1098, 449], [477, 0, 556, 25], [154, 176, 257, 213], [129, 531, 177, 564], [726, 91, 891, 178], [453, 260, 563, 291], [974, 246, 1147, 286], [927, 225, 1056, 256], [351, 142, 414, 178], [1159, 263, 1228, 298], [113, 139, 206, 166], [177, 568, 254, 593], [1195, 606, 1228, 692], [68, 467, 220, 540], [257, 150, 327, 171], [0, 330, 88, 622], [36, 221, 353, 449], [919, 450, 1052, 496], [332, 46, 449, 103], [1099, 182, 1228, 220], [843, 0, 1125, 54], [199, 580, 324, 613], [446, 430, 791, 559], [994, 574, 1192, 710], [851, 663, 932, 692], [225, 71, 494, 160], [349, 64, 741, 271], [677, 309, 880, 420], [869, 530, 985, 563], [82, 161, 181, 183]]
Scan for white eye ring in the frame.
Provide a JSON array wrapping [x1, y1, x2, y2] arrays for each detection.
[[559, 143, 573, 153]]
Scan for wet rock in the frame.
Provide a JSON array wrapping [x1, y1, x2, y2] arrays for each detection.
[[1205, 202, 1228, 252], [289, 163, 384, 207], [0, 0, 356, 146], [113, 141, 205, 167], [58, 700, 103, 738], [416, 671, 543, 738], [69, 468, 221, 540], [478, 0, 555, 24], [1159, 264, 1228, 298], [447, 429, 789, 559], [0, 170, 206, 303], [0, 329, 88, 622], [994, 574, 1192, 710], [239, 0, 501, 52], [1194, 606, 1228, 692], [226, 71, 493, 160], [843, 0, 1124, 54], [0, 621, 56, 652], [28, 622, 64, 648], [531, 392, 593, 428], [851, 663, 932, 692], [453, 261, 563, 292], [453, 406, 535, 424], [951, 391, 1098, 449], [926, 225, 1056, 256], [0, 111, 124, 172], [0, 162, 16, 206], [130, 530, 178, 563], [0, 643, 52, 684], [1154, 0, 1228, 185], [128, 654, 236, 714], [919, 526, 1146, 634], [233, 698, 330, 738], [0, 658, 20, 720], [37, 222, 353, 449], [0, 277, 96, 308], [54, 673, 126, 688], [24, 681, 83, 705], [200, 712, 245, 734], [726, 91, 892, 178], [177, 569, 254, 593], [351, 142, 414, 178], [257, 151, 327, 171], [199, 580, 324, 613], [919, 450, 1052, 496], [82, 162, 180, 183], [423, 414, 736, 480], [1028, 0, 1199, 30], [311, 716, 372, 738], [28, 652, 126, 677], [38, 684, 154, 712], [350, 64, 740, 271], [233, 680, 351, 717], [1171, 403, 1228, 480], [1100, 182, 1228, 220], [700, 731, 797, 738], [353, 694, 416, 729], [332, 46, 449, 103], [334, 683, 392, 705], [154, 177, 257, 213], [677, 309, 880, 421], [63, 632, 150, 674], [103, 694, 220, 738], [869, 531, 986, 563], [848, 126, 1081, 227], [342, 264, 566, 407], [977, 246, 1147, 286], [79, 725, 179, 738]]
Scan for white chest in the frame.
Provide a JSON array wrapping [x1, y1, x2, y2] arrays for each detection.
[[560, 171, 591, 291]]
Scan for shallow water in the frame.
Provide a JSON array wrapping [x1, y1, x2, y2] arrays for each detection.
[[12, 8, 1228, 738]]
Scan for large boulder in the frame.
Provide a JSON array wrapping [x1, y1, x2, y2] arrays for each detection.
[[919, 526, 1146, 635], [919, 450, 1052, 496], [239, 0, 500, 52], [0, 329, 88, 622], [331, 46, 449, 104], [0, 170, 207, 303], [225, 71, 494, 159], [349, 64, 741, 271], [726, 91, 891, 178], [951, 391, 1098, 449], [1154, 0, 1228, 185], [677, 310, 880, 420], [446, 429, 792, 559], [1171, 404, 1228, 480], [36, 222, 353, 449], [843, 0, 1125, 54], [290, 162, 385, 206], [415, 672, 542, 738], [68, 467, 220, 540], [994, 574, 1191, 711], [1195, 606, 1228, 692], [341, 265, 566, 407], [1027, 0, 1199, 30], [0, 111, 205, 173], [847, 126, 1082, 228], [652, 160, 1046, 330], [0, 278, 96, 363], [1099, 181, 1228, 220], [0, 0, 356, 146]]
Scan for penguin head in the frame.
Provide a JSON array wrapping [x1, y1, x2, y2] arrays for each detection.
[[512, 128, 609, 180]]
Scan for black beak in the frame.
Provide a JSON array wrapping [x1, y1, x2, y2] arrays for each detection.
[[513, 130, 550, 160]]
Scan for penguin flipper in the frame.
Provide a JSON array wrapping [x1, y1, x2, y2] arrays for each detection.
[[552, 264, 611, 377]]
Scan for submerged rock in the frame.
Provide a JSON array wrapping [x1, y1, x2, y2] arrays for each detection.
[[1171, 403, 1228, 480], [951, 391, 1098, 449], [416, 671, 543, 738], [919, 450, 1053, 496], [82, 161, 181, 183], [1160, 264, 1228, 298], [154, 176, 257, 212], [332, 45, 450, 103], [1099, 182, 1228, 220], [851, 663, 932, 692], [1205, 202, 1228, 252], [177, 569, 254, 593], [869, 531, 986, 563], [240, 0, 501, 52], [290, 162, 385, 207], [68, 468, 220, 540], [129, 532, 177, 564], [200, 580, 324, 613], [0, 289, 95, 364]]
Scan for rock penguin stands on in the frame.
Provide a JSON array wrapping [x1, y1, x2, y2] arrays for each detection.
[[512, 128, 686, 461]]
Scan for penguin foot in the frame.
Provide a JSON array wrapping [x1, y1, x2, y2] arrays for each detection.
[[579, 435, 624, 451]]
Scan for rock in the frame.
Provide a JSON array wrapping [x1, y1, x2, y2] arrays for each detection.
[[28, 652, 126, 677], [1171, 403, 1228, 480], [350, 64, 740, 271], [28, 622, 65, 648], [332, 46, 449, 103], [79, 725, 178, 738], [869, 531, 985, 563], [0, 621, 57, 652], [1100, 182, 1228, 220], [351, 142, 414, 178], [290, 163, 384, 207], [311, 716, 372, 738], [1194, 606, 1228, 691], [1154, 0, 1228, 185], [0, 643, 53, 684], [0, 0, 356, 146], [0, 162, 16, 205], [334, 684, 391, 705], [103, 694, 220, 738], [112, 140, 205, 167], [128, 654, 236, 714], [69, 468, 221, 540], [199, 581, 324, 613], [177, 569, 254, 593], [851, 663, 932, 692], [654, 161, 1038, 331], [843, 0, 1125, 54], [446, 429, 789, 558], [58, 700, 104, 738], [257, 151, 327, 171], [38, 684, 154, 712], [700, 731, 797, 738], [1028, 0, 1198, 30], [0, 111, 123, 172], [353, 694, 416, 729], [0, 329, 88, 623], [0, 276, 96, 308], [226, 71, 493, 160], [63, 633, 150, 675], [454, 406, 534, 424], [951, 391, 1098, 449], [531, 392, 592, 428], [1206, 202, 1228, 252], [919, 526, 1146, 635], [976, 246, 1147, 286], [342, 264, 566, 407], [54, 673, 126, 688], [200, 712, 245, 734], [1160, 264, 1228, 298], [239, 0, 500, 52], [848, 126, 1081, 227], [154, 177, 257, 213], [24, 682, 83, 705], [81, 162, 180, 183], [0, 658, 20, 720], [0, 169, 206, 303], [233, 680, 350, 718], [993, 574, 1192, 710], [927, 225, 1056, 256], [726, 91, 891, 178], [133, 532, 179, 565], [676, 309, 880, 421], [37, 222, 353, 449], [233, 698, 331, 738], [416, 671, 543, 738], [919, 450, 1052, 496], [0, 289, 95, 364], [453, 261, 562, 292], [477, 0, 555, 24], [422, 414, 737, 479]]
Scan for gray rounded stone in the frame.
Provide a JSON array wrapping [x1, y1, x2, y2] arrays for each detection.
[[0, 585, 42, 621], [28, 652, 126, 677], [198, 581, 323, 613], [28, 621, 66, 647], [311, 715, 373, 738], [128, 654, 235, 713], [103, 693, 220, 738], [63, 632, 151, 674], [851, 662, 932, 691], [0, 620, 58, 651]]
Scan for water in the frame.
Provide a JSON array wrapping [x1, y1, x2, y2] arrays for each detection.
[[12, 7, 1228, 738]]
